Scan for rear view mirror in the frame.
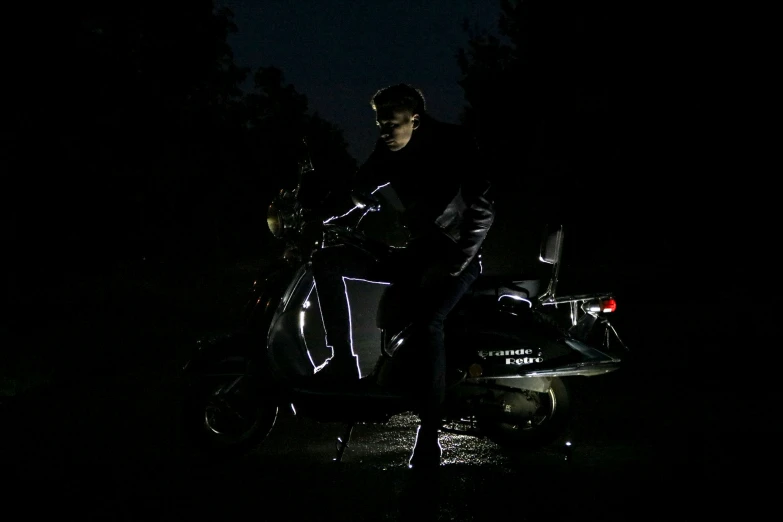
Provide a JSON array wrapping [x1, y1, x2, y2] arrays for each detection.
[[539, 225, 564, 265], [294, 136, 315, 196]]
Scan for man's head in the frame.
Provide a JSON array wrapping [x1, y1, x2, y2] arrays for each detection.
[[370, 83, 426, 152]]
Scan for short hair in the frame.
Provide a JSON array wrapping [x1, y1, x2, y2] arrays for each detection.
[[370, 83, 426, 115]]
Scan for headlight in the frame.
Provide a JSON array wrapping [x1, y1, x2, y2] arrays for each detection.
[[267, 190, 300, 239], [267, 201, 283, 238]]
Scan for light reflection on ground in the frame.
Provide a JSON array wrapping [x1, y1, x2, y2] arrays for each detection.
[[2, 374, 690, 520], [260, 411, 540, 471]]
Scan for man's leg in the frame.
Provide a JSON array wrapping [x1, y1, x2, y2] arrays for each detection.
[[408, 256, 481, 468]]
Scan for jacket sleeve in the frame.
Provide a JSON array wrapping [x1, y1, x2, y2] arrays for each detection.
[[349, 150, 390, 202], [449, 179, 495, 276], [448, 135, 495, 276]]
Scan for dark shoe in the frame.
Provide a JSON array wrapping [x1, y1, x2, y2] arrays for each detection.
[[407, 426, 442, 470]]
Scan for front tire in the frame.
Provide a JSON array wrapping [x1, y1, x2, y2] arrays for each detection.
[[183, 360, 278, 458], [477, 377, 571, 449]]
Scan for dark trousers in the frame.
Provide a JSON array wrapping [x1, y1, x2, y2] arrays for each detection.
[[311, 239, 481, 428]]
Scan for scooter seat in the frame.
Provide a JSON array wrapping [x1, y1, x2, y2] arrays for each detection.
[[467, 275, 541, 299], [375, 275, 542, 329]]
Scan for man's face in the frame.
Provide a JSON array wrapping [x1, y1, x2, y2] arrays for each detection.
[[375, 108, 419, 152]]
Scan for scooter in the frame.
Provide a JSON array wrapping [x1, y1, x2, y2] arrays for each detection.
[[181, 140, 629, 462]]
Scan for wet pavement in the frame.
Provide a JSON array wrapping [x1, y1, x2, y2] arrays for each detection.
[[0, 364, 699, 520]]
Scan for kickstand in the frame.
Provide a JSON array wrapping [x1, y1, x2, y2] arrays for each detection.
[[333, 422, 355, 463]]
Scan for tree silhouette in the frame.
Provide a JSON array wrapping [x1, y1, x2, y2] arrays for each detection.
[[7, 2, 356, 270], [457, 0, 618, 213], [243, 66, 356, 193], [454, 0, 670, 280], [218, 65, 357, 258]]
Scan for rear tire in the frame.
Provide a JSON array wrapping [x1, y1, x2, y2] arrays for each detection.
[[478, 377, 571, 449]]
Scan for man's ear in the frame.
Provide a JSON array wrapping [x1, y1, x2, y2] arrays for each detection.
[[411, 114, 420, 130]]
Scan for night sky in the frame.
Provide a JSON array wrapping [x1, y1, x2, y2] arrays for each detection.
[[214, 0, 501, 163]]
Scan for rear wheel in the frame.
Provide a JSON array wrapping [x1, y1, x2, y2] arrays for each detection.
[[184, 360, 278, 458], [477, 377, 571, 448]]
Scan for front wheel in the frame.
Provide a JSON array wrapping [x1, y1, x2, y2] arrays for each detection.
[[183, 360, 278, 458], [477, 377, 571, 449]]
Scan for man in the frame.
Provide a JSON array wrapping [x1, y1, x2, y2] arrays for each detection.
[[310, 83, 495, 469]]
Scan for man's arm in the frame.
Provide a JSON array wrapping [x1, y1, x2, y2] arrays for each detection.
[[448, 133, 496, 276], [449, 181, 494, 276]]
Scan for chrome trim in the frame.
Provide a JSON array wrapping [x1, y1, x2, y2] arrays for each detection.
[[386, 323, 414, 357], [520, 366, 620, 377], [538, 225, 564, 302], [279, 263, 309, 313], [540, 292, 616, 329], [564, 338, 619, 362], [540, 292, 615, 305]]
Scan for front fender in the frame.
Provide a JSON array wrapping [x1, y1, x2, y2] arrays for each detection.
[[181, 329, 286, 402]]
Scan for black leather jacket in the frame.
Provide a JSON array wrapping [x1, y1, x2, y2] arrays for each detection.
[[326, 115, 495, 277], [322, 116, 495, 276]]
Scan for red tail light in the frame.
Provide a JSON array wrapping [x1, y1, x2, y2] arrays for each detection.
[[600, 298, 617, 313], [583, 297, 617, 313]]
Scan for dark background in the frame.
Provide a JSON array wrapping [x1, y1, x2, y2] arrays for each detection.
[[2, 0, 775, 503]]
